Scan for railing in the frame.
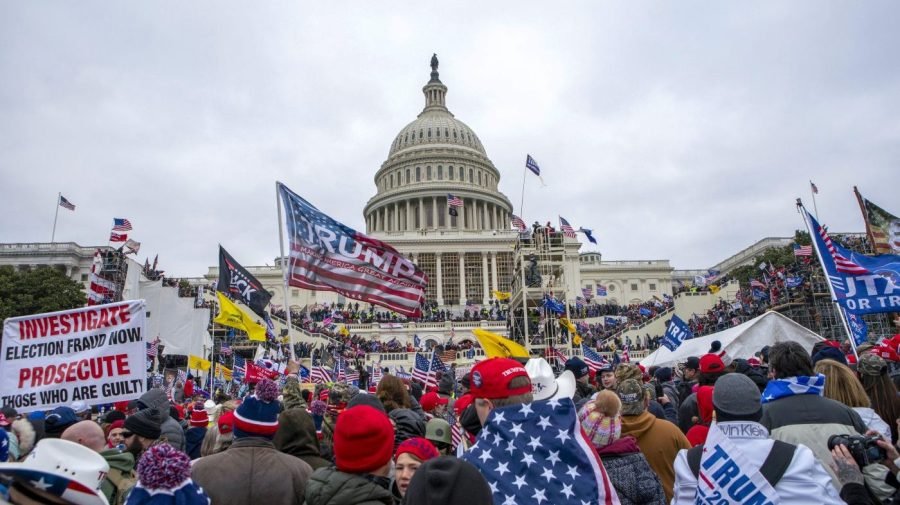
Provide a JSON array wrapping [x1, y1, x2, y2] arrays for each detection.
[[364, 348, 650, 366]]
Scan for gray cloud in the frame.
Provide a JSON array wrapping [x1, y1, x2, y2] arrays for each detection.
[[2, 2, 898, 276]]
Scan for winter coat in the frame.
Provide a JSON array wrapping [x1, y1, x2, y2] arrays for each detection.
[[675, 379, 696, 405], [573, 380, 597, 404], [389, 409, 425, 450], [596, 436, 666, 505], [677, 392, 699, 434], [620, 410, 691, 503], [274, 408, 331, 471], [660, 381, 681, 411], [99, 448, 135, 505], [671, 421, 843, 505], [192, 436, 313, 505], [184, 426, 206, 460], [304, 466, 394, 505], [854, 406, 891, 439], [760, 393, 867, 489], [137, 388, 185, 451]]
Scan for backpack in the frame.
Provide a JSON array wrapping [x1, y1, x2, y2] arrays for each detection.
[[106, 466, 138, 505], [687, 440, 796, 488]]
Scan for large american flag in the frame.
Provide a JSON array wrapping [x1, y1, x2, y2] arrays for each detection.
[[112, 218, 133, 231], [278, 183, 427, 318], [58, 195, 76, 211], [462, 399, 620, 505], [311, 364, 333, 384], [511, 214, 527, 232], [793, 244, 812, 257], [581, 344, 609, 371], [559, 216, 577, 238], [447, 194, 464, 207], [545, 346, 569, 367]]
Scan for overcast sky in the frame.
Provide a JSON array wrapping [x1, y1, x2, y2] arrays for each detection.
[[2, 2, 898, 277]]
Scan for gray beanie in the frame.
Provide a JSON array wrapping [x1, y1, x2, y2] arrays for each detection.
[[712, 373, 761, 417]]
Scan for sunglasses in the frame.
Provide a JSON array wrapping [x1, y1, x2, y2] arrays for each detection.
[[121, 431, 134, 438]]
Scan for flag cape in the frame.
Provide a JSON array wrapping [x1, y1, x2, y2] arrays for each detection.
[[472, 328, 529, 359], [213, 292, 267, 341], [278, 182, 427, 318], [218, 246, 272, 319]]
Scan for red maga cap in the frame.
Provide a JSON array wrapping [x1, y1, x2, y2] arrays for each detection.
[[699, 353, 725, 374], [469, 358, 531, 400]]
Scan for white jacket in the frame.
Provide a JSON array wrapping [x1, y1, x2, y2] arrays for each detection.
[[671, 421, 843, 505], [854, 406, 891, 438]]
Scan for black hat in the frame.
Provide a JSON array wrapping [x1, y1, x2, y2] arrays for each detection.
[[565, 357, 590, 379], [402, 456, 492, 505], [103, 409, 126, 424], [683, 356, 700, 370], [125, 408, 163, 440], [43, 407, 79, 438]]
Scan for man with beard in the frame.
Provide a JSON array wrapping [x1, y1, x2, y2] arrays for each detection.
[[122, 407, 163, 461]]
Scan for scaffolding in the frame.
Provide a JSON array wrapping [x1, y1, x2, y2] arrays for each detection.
[[95, 248, 129, 303], [507, 227, 578, 354]]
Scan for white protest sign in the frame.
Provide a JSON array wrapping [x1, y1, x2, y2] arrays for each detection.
[[1, 300, 147, 413]]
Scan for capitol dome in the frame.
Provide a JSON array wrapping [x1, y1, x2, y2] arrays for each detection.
[[364, 55, 513, 235]]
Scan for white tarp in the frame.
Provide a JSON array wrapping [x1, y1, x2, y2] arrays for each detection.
[[640, 311, 824, 368], [140, 280, 212, 357]]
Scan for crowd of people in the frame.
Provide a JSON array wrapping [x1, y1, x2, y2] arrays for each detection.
[[6, 334, 900, 504]]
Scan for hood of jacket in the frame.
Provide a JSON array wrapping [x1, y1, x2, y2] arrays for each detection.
[[274, 409, 326, 462], [138, 388, 171, 422], [100, 448, 135, 473], [304, 466, 393, 505], [596, 435, 641, 456], [389, 409, 425, 449], [621, 411, 657, 440]]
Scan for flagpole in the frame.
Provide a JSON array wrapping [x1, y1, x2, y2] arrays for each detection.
[[809, 181, 820, 221], [275, 183, 297, 360], [518, 164, 527, 224], [51, 192, 61, 243], [796, 199, 856, 358]]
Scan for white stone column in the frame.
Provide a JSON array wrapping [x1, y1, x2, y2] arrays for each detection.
[[482, 202, 488, 231], [481, 252, 489, 304], [405, 201, 412, 231], [493, 204, 498, 230], [432, 196, 438, 229], [419, 198, 425, 230], [435, 253, 444, 305], [394, 202, 399, 231], [459, 198, 465, 230], [458, 253, 467, 305], [491, 252, 498, 291]]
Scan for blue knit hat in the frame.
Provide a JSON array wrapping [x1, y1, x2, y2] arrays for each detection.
[[234, 378, 280, 438], [125, 444, 211, 505]]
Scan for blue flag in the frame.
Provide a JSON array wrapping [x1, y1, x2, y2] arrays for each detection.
[[525, 154, 541, 176], [604, 316, 618, 326], [414, 334, 421, 348], [578, 228, 597, 244], [847, 312, 868, 347], [751, 288, 769, 301], [785, 276, 803, 288], [662, 315, 693, 352], [543, 296, 565, 315], [805, 208, 900, 314], [639, 307, 652, 317]]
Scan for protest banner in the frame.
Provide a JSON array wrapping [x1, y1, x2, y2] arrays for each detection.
[[1, 300, 147, 413]]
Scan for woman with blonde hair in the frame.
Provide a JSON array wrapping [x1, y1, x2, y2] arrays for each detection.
[[814, 358, 891, 437]]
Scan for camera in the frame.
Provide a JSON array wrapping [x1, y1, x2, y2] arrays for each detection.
[[827, 434, 887, 467]]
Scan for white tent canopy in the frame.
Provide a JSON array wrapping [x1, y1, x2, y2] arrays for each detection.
[[640, 311, 825, 369]]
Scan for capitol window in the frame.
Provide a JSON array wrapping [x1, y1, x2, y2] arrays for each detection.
[[469, 168, 474, 183], [437, 166, 442, 179], [631, 283, 638, 291], [449, 166, 454, 180], [416, 167, 421, 182], [478, 171, 482, 185], [453, 129, 457, 139], [445, 127, 449, 137], [428, 128, 432, 138], [649, 283, 657, 291], [406, 169, 410, 184], [419, 129, 423, 139]]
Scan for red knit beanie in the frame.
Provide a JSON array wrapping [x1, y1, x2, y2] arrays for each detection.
[[394, 437, 439, 463], [334, 405, 394, 474], [189, 403, 209, 428]]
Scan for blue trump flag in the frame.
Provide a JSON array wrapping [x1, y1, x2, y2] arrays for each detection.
[[662, 315, 693, 351], [804, 207, 900, 315], [639, 307, 652, 317], [846, 312, 868, 347]]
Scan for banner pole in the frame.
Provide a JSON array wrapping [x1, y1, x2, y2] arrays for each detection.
[[51, 192, 61, 243], [796, 199, 855, 354], [276, 183, 297, 360]]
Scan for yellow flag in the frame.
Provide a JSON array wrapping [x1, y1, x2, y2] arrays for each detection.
[[216, 365, 233, 382], [339, 325, 350, 337], [491, 290, 512, 301], [188, 354, 211, 371], [573, 333, 583, 346], [709, 284, 720, 294], [472, 328, 530, 359], [214, 292, 267, 342], [559, 317, 577, 334]]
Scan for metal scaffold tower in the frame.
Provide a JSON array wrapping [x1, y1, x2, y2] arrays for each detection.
[[507, 226, 579, 354]]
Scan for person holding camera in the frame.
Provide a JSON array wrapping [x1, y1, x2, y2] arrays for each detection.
[[830, 427, 900, 505]]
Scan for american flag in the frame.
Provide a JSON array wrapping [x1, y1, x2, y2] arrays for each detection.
[[146, 337, 160, 357], [112, 218, 133, 231], [816, 222, 869, 275], [559, 216, 577, 238], [440, 349, 458, 365], [622, 344, 631, 363], [58, 195, 75, 211], [581, 344, 609, 371], [333, 359, 345, 382], [233, 355, 246, 375], [220, 344, 233, 356], [412, 352, 444, 388], [109, 232, 128, 242], [299, 365, 311, 383], [750, 279, 768, 289], [311, 365, 332, 384], [278, 183, 427, 318], [447, 194, 464, 207], [596, 285, 608, 296], [793, 244, 812, 257], [511, 214, 527, 232], [810, 181, 819, 194], [462, 399, 620, 505], [451, 421, 463, 450], [545, 346, 570, 367]]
